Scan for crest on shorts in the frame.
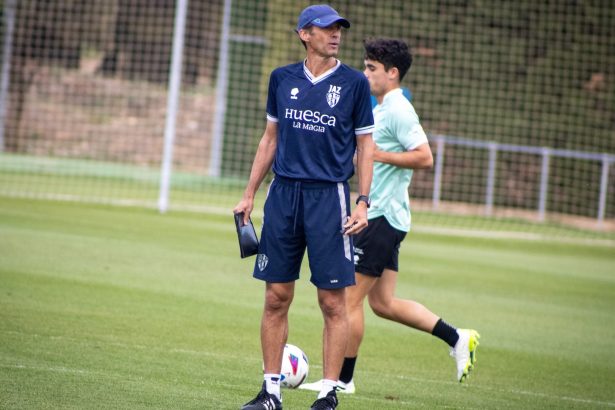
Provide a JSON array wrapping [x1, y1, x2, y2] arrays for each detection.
[[326, 84, 341, 108], [257, 254, 269, 271], [353, 246, 363, 265]]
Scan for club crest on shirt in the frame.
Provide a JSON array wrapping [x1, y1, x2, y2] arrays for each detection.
[[326, 84, 341, 108]]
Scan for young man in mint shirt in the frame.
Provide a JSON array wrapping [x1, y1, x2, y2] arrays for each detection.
[[301, 38, 480, 394]]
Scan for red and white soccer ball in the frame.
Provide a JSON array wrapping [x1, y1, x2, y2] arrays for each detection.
[[280, 344, 309, 388]]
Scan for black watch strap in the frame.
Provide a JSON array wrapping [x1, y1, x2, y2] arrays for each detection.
[[356, 195, 370, 208]]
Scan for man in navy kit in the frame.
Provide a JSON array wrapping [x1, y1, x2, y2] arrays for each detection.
[[234, 5, 374, 410]]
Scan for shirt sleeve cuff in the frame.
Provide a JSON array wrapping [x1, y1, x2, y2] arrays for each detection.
[[355, 125, 375, 136]]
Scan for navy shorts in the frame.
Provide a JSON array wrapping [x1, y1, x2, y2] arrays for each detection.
[[253, 176, 355, 289], [353, 216, 407, 277]]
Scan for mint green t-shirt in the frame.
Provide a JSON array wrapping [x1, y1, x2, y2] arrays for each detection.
[[368, 88, 428, 232]]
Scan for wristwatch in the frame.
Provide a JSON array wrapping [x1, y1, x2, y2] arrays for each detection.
[[356, 195, 371, 208]]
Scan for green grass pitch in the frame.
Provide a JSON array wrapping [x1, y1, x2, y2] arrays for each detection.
[[1, 196, 614, 409]]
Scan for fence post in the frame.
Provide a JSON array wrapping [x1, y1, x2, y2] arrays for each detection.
[[597, 154, 611, 227], [158, 0, 189, 213], [209, 0, 232, 177], [432, 136, 445, 211], [538, 147, 551, 222], [0, 0, 17, 153], [485, 142, 497, 216]]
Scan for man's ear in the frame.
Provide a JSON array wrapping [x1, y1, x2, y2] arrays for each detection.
[[388, 67, 400, 82], [298, 29, 310, 43]]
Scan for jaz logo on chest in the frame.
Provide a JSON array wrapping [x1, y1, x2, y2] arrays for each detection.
[[326, 84, 342, 108]]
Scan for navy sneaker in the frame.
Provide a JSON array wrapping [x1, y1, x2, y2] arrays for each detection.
[[241, 381, 282, 410], [309, 389, 338, 410]]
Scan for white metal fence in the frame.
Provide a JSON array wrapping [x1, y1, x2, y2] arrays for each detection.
[[431, 135, 614, 226]]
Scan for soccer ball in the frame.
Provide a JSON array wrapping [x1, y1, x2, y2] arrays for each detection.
[[280, 344, 309, 388]]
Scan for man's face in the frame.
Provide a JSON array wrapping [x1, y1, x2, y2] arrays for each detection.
[[300, 23, 342, 57], [363, 59, 389, 98]]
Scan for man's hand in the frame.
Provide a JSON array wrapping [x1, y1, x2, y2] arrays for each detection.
[[233, 197, 254, 225], [342, 202, 368, 235]]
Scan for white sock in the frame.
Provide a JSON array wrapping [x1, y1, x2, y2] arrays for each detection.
[[318, 379, 337, 399], [264, 373, 281, 401]]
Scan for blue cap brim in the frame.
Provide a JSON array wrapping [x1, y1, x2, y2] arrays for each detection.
[[311, 16, 350, 29]]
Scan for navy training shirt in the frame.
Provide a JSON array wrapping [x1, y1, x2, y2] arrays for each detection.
[[266, 60, 374, 182]]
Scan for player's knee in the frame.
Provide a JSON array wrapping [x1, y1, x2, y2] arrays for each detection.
[[319, 297, 346, 319], [345, 292, 364, 310], [264, 288, 293, 312], [369, 299, 392, 319]]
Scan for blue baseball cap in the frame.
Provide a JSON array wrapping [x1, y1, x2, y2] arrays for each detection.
[[296, 4, 350, 32]]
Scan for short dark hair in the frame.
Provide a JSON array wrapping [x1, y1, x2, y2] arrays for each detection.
[[363, 38, 413, 81]]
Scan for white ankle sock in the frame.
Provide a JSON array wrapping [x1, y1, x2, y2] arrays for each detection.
[[318, 379, 337, 399], [264, 373, 281, 400]]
